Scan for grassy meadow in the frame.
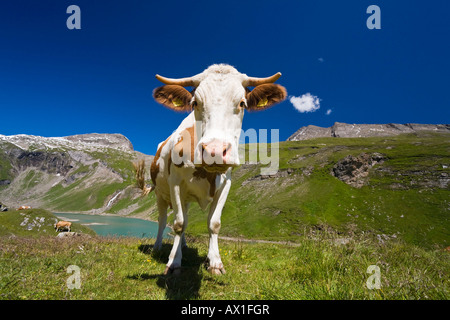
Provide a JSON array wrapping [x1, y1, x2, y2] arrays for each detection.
[[0, 132, 449, 300], [0, 231, 448, 300]]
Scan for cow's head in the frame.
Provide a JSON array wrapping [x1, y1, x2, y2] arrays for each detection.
[[153, 64, 287, 172]]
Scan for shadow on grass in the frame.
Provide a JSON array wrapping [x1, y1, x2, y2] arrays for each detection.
[[126, 243, 206, 300]]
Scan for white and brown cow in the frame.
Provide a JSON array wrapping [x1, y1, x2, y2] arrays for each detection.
[[54, 221, 72, 232], [148, 64, 287, 275], [16, 205, 32, 210]]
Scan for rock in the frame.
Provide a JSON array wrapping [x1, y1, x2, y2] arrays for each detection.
[[64, 133, 134, 152], [332, 153, 385, 188], [0, 180, 11, 186], [0, 202, 8, 212], [15, 150, 73, 175], [287, 125, 332, 141], [56, 231, 83, 238], [241, 168, 296, 186], [334, 238, 351, 245]]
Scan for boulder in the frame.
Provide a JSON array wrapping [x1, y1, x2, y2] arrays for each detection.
[[0, 202, 8, 212], [56, 231, 82, 238], [0, 180, 11, 186], [332, 153, 385, 188]]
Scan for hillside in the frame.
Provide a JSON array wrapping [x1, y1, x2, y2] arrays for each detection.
[[0, 133, 153, 215], [0, 208, 95, 237], [1, 129, 449, 249], [184, 131, 450, 249]]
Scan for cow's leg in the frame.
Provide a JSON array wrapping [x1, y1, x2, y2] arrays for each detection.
[[164, 183, 187, 275], [181, 232, 187, 249], [207, 175, 231, 275], [154, 196, 168, 251]]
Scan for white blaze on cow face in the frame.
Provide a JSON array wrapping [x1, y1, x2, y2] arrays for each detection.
[[192, 68, 245, 170]]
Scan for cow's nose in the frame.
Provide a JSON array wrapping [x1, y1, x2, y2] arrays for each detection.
[[201, 140, 232, 163]]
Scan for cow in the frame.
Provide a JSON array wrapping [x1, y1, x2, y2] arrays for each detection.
[[54, 221, 72, 232], [16, 205, 32, 210], [147, 64, 287, 275]]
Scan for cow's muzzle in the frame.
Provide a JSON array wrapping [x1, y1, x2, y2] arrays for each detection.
[[199, 140, 237, 172]]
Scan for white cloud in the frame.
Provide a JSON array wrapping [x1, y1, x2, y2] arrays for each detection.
[[326, 109, 332, 115], [289, 93, 321, 113]]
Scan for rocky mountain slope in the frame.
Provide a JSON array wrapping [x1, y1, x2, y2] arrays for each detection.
[[0, 133, 153, 215], [288, 122, 450, 141]]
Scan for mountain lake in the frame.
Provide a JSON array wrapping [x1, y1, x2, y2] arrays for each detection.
[[54, 212, 172, 239]]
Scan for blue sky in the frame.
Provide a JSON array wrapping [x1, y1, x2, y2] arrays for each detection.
[[0, 0, 449, 155]]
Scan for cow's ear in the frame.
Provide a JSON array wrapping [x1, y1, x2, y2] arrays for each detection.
[[246, 84, 287, 112], [153, 85, 193, 112]]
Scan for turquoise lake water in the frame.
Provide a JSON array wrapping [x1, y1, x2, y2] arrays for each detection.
[[54, 212, 172, 239]]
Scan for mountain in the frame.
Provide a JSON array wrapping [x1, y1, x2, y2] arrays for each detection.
[[288, 122, 450, 141], [0, 133, 153, 216], [0, 133, 134, 153]]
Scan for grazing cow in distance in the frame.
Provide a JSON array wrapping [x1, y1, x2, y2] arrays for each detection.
[[17, 205, 32, 210], [54, 221, 72, 232], [143, 64, 287, 275]]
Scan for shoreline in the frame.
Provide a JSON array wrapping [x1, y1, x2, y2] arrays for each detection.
[[53, 210, 175, 238], [53, 210, 158, 223]]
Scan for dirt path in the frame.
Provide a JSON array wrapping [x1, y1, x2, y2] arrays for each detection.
[[218, 236, 302, 247]]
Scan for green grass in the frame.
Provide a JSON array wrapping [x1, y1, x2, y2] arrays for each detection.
[[0, 142, 15, 182], [0, 233, 448, 300], [44, 178, 129, 212], [21, 170, 43, 189], [106, 187, 156, 215]]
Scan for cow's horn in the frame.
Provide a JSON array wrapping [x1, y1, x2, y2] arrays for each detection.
[[244, 72, 282, 87], [155, 74, 198, 87]]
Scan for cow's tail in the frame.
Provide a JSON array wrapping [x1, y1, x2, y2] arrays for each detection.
[[132, 159, 155, 196]]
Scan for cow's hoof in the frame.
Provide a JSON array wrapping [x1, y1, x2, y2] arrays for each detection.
[[208, 266, 226, 275], [163, 266, 181, 276], [153, 241, 162, 250]]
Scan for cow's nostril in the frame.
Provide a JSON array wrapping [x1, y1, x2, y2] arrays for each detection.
[[223, 144, 231, 157], [202, 142, 231, 162]]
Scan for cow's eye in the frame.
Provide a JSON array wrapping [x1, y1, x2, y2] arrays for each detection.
[[240, 100, 246, 108], [192, 101, 198, 109]]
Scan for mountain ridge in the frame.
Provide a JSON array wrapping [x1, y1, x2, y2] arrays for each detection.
[[288, 122, 450, 141], [0, 132, 134, 152]]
